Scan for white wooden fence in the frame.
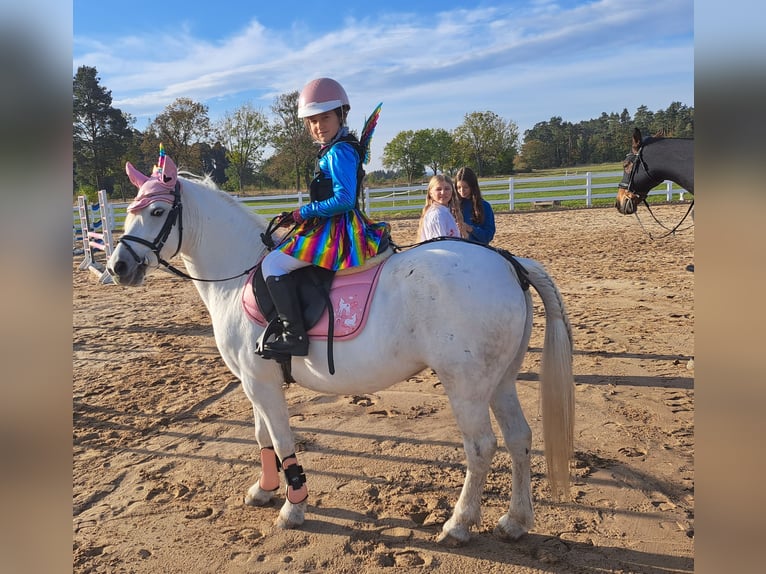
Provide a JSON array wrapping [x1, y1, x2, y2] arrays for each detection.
[[362, 170, 688, 214], [73, 170, 689, 233]]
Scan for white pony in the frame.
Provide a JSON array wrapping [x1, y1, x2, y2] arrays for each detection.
[[107, 157, 574, 546]]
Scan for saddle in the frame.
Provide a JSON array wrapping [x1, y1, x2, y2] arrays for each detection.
[[244, 246, 394, 376]]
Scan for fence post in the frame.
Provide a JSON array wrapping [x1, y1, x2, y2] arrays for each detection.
[[97, 189, 114, 260], [508, 177, 515, 212], [586, 172, 592, 207], [77, 196, 93, 270], [364, 186, 370, 214], [666, 181, 672, 201]]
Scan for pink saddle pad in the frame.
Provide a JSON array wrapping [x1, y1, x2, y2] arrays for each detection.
[[242, 263, 385, 341]]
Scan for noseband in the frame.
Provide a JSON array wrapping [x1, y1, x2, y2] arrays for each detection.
[[118, 181, 184, 270]]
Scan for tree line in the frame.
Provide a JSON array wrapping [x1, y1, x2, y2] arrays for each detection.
[[73, 65, 693, 201]]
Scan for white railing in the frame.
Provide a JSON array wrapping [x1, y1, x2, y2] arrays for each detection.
[[362, 171, 688, 214], [73, 171, 689, 232]]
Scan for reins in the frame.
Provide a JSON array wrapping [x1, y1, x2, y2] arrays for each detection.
[[634, 198, 695, 240], [622, 144, 695, 240]]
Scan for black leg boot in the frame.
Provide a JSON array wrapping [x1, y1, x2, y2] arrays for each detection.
[[263, 274, 309, 357]]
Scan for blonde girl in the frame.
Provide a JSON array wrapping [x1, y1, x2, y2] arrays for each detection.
[[417, 174, 466, 241]]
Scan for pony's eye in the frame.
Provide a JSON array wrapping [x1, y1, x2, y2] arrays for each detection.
[[151, 207, 165, 216]]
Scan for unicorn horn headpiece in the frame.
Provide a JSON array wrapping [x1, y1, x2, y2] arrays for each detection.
[[126, 143, 179, 212]]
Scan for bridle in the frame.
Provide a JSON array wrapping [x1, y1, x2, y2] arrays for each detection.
[[117, 182, 262, 283], [118, 181, 184, 272], [618, 144, 662, 210], [618, 144, 694, 239]]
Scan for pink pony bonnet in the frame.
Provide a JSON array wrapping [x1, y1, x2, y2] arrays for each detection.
[[126, 144, 178, 212]]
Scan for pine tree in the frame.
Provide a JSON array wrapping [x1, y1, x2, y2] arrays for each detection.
[[73, 66, 132, 196]]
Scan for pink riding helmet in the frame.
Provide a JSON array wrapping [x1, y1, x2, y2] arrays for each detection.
[[297, 77, 350, 118]]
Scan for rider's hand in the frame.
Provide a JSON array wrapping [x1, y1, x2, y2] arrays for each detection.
[[291, 208, 304, 224], [278, 211, 295, 227]]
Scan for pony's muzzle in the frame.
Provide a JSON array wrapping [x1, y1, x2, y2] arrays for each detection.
[[106, 253, 147, 286]]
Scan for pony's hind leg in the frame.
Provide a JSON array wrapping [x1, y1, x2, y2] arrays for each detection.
[[490, 376, 534, 540], [489, 292, 535, 540], [437, 388, 497, 547]]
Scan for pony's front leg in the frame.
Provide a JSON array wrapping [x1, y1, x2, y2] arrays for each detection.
[[274, 453, 308, 530], [244, 406, 280, 507], [244, 383, 308, 529]]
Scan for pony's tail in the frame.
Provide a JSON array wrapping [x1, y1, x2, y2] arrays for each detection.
[[518, 257, 575, 501]]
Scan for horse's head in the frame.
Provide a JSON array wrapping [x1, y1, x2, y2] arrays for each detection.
[[615, 128, 646, 215], [107, 148, 183, 286]]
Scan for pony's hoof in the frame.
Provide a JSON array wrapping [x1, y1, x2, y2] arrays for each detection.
[[275, 500, 307, 529], [274, 514, 301, 529], [436, 524, 470, 547], [494, 514, 530, 541], [244, 485, 275, 507]]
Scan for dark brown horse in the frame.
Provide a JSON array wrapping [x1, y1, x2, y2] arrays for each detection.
[[615, 128, 694, 215]]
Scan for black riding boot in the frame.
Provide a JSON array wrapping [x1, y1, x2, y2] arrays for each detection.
[[263, 274, 309, 356]]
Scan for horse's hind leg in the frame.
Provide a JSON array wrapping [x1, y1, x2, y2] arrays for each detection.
[[490, 376, 534, 540], [489, 293, 535, 540], [437, 386, 497, 547]]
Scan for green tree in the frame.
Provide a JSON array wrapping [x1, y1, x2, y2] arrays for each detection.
[[519, 139, 548, 170], [73, 65, 133, 195], [145, 98, 211, 172], [223, 150, 254, 192], [415, 128, 454, 176], [656, 101, 694, 138], [453, 111, 518, 176], [112, 123, 145, 201], [215, 102, 270, 193], [270, 91, 315, 191], [382, 130, 425, 184], [522, 121, 556, 167], [633, 105, 654, 135], [520, 103, 693, 168]]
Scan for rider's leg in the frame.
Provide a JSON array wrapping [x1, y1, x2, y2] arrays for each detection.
[[261, 251, 311, 357]]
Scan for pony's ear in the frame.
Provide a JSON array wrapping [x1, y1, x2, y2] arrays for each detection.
[[153, 154, 177, 187], [126, 161, 149, 189]]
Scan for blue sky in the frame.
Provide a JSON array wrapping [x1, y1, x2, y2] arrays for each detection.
[[73, 0, 693, 171]]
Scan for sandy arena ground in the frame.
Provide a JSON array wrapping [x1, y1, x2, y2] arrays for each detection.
[[73, 204, 694, 573]]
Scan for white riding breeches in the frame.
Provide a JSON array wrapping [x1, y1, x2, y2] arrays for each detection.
[[261, 249, 311, 278]]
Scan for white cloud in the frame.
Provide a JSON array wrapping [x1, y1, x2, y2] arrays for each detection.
[[74, 1, 693, 170]]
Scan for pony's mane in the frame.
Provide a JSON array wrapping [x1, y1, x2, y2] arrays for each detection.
[[178, 170, 218, 188], [177, 172, 266, 221]]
